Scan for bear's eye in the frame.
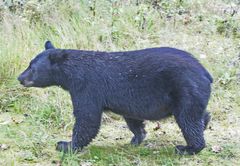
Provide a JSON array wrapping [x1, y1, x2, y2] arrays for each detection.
[[31, 68, 36, 73], [29, 65, 35, 73]]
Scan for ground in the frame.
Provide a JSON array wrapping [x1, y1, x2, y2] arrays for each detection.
[[0, 0, 240, 165]]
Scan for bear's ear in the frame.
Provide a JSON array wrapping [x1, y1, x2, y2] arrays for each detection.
[[45, 41, 55, 50], [49, 51, 68, 64]]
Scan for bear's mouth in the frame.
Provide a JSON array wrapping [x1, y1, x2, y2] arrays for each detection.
[[21, 80, 34, 87]]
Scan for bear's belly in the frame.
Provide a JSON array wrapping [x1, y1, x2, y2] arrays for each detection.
[[105, 106, 172, 121]]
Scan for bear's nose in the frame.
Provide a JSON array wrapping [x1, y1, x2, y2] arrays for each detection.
[[18, 75, 24, 84]]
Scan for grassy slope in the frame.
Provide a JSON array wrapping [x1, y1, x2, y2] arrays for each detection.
[[0, 0, 240, 165]]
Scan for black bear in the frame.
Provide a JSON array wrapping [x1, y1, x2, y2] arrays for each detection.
[[18, 41, 212, 155]]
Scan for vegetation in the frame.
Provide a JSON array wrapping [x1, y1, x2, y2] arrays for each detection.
[[0, 0, 240, 165]]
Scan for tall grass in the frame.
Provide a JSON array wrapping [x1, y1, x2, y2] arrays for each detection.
[[0, 0, 239, 79], [0, 2, 229, 72]]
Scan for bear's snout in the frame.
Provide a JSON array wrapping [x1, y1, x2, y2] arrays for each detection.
[[18, 75, 24, 84], [18, 74, 34, 87]]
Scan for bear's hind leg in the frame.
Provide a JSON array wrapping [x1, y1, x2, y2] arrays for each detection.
[[124, 117, 146, 145], [203, 111, 211, 130], [174, 113, 206, 155]]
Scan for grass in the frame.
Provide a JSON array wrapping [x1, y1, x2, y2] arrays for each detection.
[[0, 0, 240, 165]]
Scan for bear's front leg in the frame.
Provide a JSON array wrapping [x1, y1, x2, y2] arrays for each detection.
[[56, 106, 102, 153], [124, 117, 146, 145], [56, 141, 72, 152]]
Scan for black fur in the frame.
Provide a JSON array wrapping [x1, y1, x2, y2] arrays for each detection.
[[18, 41, 212, 155], [45, 40, 55, 50]]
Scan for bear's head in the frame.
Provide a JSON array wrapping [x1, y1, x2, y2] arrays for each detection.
[[18, 41, 68, 88]]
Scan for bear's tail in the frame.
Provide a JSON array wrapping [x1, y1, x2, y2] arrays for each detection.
[[203, 111, 211, 130]]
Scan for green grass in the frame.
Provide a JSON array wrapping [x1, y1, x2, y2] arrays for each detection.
[[0, 0, 240, 165]]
